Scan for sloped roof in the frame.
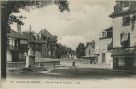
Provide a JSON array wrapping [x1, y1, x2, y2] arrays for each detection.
[[104, 27, 113, 32], [22, 31, 36, 42], [100, 27, 113, 39], [86, 42, 95, 49], [39, 29, 53, 37], [7, 30, 27, 39]]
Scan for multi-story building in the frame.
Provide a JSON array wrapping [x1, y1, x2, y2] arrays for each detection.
[[7, 24, 28, 62], [22, 31, 42, 58], [95, 27, 113, 68], [109, 0, 136, 70], [37, 29, 57, 58]]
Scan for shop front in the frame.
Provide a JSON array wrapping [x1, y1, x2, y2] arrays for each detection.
[[112, 48, 136, 70]]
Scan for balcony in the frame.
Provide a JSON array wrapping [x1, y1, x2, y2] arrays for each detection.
[[8, 44, 28, 51]]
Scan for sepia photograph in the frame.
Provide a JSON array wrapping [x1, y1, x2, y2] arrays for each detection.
[[1, 0, 136, 89]]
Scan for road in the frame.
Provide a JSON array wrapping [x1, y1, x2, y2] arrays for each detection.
[[5, 59, 136, 88], [6, 59, 136, 79]]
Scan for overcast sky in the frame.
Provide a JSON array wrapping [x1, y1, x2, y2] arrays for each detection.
[[11, 0, 116, 50]]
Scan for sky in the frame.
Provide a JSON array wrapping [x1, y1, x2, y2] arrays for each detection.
[[11, 0, 116, 50]]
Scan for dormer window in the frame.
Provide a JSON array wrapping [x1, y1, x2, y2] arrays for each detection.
[[102, 31, 107, 38]]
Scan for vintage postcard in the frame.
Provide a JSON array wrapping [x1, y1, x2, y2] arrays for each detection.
[[1, 0, 136, 89]]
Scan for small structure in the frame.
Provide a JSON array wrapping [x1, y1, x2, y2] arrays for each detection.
[[25, 48, 35, 67]]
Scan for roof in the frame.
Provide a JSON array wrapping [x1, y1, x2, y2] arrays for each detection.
[[110, 9, 136, 18], [86, 42, 95, 49], [111, 48, 136, 56], [104, 27, 113, 32], [22, 31, 36, 42], [39, 29, 53, 37], [100, 27, 113, 39], [109, 1, 136, 18], [7, 31, 27, 39]]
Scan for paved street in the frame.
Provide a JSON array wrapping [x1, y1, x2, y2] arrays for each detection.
[[7, 59, 136, 80], [60, 59, 111, 69]]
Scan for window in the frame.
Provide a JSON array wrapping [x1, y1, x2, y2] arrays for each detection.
[[102, 31, 107, 38], [42, 36, 47, 41], [123, 16, 130, 26], [102, 53, 106, 63], [89, 50, 90, 54], [120, 32, 130, 48]]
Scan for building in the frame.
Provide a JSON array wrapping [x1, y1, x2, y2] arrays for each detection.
[[6, 24, 28, 62], [37, 29, 57, 58], [109, 0, 136, 70], [82, 41, 95, 64], [95, 27, 113, 68], [22, 31, 42, 58]]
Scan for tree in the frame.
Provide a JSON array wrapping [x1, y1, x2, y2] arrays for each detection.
[[76, 43, 85, 59], [1, 0, 70, 79]]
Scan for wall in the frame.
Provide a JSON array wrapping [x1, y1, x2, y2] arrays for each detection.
[[20, 40, 28, 44], [85, 44, 95, 57], [133, 58, 136, 66], [42, 43, 48, 58], [19, 52, 25, 61], [7, 50, 12, 62], [106, 52, 113, 65], [118, 58, 125, 66], [8, 37, 15, 46], [35, 51, 42, 58], [130, 26, 136, 46], [95, 38, 113, 65], [113, 15, 136, 48]]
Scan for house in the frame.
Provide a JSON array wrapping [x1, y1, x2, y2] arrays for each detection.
[[6, 23, 28, 62], [95, 27, 113, 68], [82, 41, 95, 64], [37, 29, 57, 58], [109, 0, 136, 70], [22, 31, 42, 58]]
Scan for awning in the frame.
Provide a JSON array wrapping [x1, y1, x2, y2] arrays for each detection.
[[111, 48, 136, 56]]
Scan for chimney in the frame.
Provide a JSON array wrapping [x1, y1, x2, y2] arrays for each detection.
[[17, 23, 21, 34]]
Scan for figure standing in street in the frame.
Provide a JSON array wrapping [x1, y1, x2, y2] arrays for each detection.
[[72, 58, 75, 67]]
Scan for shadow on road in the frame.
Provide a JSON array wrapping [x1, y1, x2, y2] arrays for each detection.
[[7, 67, 136, 80]]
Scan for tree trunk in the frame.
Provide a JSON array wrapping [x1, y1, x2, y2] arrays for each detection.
[[1, 7, 10, 79]]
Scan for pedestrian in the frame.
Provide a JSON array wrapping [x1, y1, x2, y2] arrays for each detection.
[[72, 60, 75, 67]]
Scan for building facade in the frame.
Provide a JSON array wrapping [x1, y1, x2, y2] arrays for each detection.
[[7, 30, 28, 62], [110, 0, 136, 70], [82, 41, 95, 63], [95, 27, 113, 68], [37, 29, 57, 58]]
